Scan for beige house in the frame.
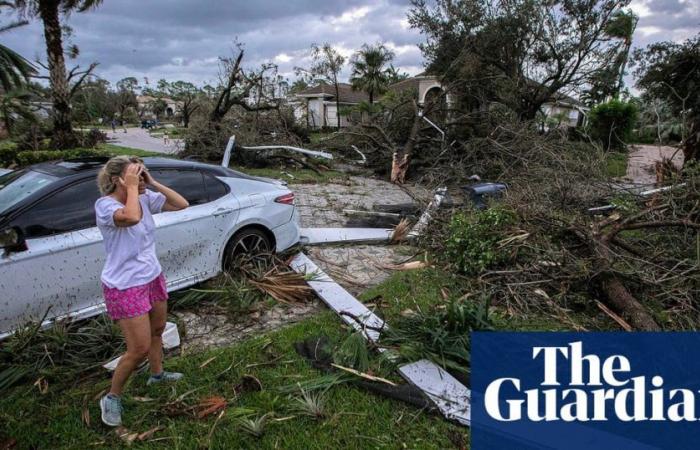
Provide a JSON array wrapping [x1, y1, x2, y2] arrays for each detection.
[[390, 74, 586, 128], [136, 95, 181, 120], [388, 74, 453, 106], [295, 83, 369, 128]]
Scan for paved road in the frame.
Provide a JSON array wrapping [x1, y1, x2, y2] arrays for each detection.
[[626, 144, 683, 186], [107, 127, 183, 154]]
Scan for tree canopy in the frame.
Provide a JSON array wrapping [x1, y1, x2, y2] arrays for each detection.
[[409, 0, 631, 119]]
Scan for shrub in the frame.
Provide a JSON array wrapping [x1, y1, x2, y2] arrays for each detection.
[[0, 141, 18, 167], [77, 128, 107, 148], [15, 148, 105, 167], [588, 99, 638, 151], [445, 206, 517, 275]]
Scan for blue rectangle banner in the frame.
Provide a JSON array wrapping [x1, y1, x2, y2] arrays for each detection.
[[471, 332, 700, 450]]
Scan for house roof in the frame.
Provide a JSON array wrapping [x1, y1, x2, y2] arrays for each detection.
[[296, 83, 369, 104]]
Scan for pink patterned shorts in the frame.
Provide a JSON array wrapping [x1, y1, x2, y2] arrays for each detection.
[[102, 273, 168, 321]]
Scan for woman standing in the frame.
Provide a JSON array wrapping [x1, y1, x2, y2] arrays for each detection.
[[95, 156, 189, 427]]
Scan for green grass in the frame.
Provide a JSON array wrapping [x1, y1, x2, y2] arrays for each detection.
[[231, 166, 349, 184], [360, 267, 617, 332], [0, 311, 465, 449], [604, 152, 629, 178], [98, 144, 168, 158]]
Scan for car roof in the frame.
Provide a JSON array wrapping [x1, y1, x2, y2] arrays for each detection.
[[28, 156, 283, 185]]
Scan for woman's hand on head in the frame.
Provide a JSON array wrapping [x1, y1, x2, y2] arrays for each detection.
[[118, 163, 143, 189], [141, 166, 155, 186]]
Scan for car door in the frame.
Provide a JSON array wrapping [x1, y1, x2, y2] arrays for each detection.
[[143, 168, 240, 288], [0, 178, 103, 335]]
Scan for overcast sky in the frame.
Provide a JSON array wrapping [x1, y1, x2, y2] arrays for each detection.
[[2, 0, 698, 90]]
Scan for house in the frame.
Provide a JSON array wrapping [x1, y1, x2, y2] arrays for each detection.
[[388, 74, 452, 106], [540, 93, 588, 128], [295, 83, 369, 128], [389, 74, 586, 128], [136, 95, 181, 120]]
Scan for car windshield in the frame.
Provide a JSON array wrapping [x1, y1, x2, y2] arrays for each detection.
[[0, 170, 58, 216]]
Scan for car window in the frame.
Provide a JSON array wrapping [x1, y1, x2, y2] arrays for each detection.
[[203, 172, 229, 201], [11, 178, 101, 238], [0, 170, 58, 216], [150, 169, 208, 206]]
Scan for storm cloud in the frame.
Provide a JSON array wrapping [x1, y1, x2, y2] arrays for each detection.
[[1, 0, 697, 88]]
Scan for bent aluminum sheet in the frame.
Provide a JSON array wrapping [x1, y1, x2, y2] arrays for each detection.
[[290, 253, 385, 341], [290, 252, 471, 426], [398, 359, 471, 426], [299, 227, 393, 246]]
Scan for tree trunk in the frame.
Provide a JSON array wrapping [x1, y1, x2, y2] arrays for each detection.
[[600, 275, 661, 331], [334, 81, 341, 130], [391, 102, 421, 184], [682, 120, 699, 165], [592, 232, 661, 331], [39, 0, 76, 149]]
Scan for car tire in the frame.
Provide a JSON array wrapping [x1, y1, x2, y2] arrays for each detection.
[[224, 228, 273, 270]]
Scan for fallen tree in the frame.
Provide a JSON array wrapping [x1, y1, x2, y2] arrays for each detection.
[[422, 121, 699, 331]]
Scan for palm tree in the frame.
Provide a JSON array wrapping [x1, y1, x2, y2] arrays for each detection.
[[604, 10, 638, 96], [14, 0, 103, 149], [0, 17, 35, 91], [349, 44, 395, 104], [0, 89, 35, 136]]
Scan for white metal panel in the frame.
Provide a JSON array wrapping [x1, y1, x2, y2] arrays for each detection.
[[289, 253, 385, 340], [398, 360, 471, 426], [299, 227, 393, 245], [290, 252, 472, 426]]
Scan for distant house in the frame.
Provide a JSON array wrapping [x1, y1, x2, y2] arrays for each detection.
[[136, 95, 181, 120], [540, 93, 587, 129], [389, 74, 586, 128], [388, 74, 452, 106], [295, 83, 369, 128]]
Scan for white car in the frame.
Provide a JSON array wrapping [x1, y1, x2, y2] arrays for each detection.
[[0, 156, 300, 338]]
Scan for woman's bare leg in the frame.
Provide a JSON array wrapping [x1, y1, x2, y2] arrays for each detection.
[[148, 301, 168, 375], [110, 314, 151, 396]]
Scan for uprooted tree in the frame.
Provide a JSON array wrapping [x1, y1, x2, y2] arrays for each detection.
[[419, 119, 699, 331], [181, 48, 286, 161]]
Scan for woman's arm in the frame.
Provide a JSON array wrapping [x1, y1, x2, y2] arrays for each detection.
[[113, 164, 143, 227], [143, 169, 189, 211]]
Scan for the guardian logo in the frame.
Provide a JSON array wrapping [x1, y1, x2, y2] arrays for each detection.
[[484, 341, 699, 423]]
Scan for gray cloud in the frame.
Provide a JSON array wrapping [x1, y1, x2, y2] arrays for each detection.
[[2, 0, 696, 90]]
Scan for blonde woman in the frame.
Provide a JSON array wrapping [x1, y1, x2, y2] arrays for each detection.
[[95, 156, 189, 426]]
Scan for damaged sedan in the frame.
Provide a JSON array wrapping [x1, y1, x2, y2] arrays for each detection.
[[0, 156, 300, 338]]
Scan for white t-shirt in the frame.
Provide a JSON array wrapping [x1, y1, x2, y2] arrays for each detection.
[[95, 189, 167, 290]]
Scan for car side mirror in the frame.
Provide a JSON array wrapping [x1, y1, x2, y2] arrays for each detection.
[[0, 227, 27, 253]]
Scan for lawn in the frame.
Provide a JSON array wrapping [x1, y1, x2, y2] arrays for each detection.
[[0, 308, 465, 449], [99, 143, 167, 158], [604, 152, 629, 178], [0, 258, 619, 449]]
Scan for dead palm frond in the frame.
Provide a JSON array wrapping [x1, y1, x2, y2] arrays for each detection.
[[245, 266, 314, 304], [391, 218, 412, 243]]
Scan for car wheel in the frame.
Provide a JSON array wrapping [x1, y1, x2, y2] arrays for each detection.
[[224, 228, 272, 270]]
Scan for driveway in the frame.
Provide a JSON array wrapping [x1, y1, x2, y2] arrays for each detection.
[[107, 127, 183, 154], [626, 144, 684, 186], [177, 175, 430, 351]]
